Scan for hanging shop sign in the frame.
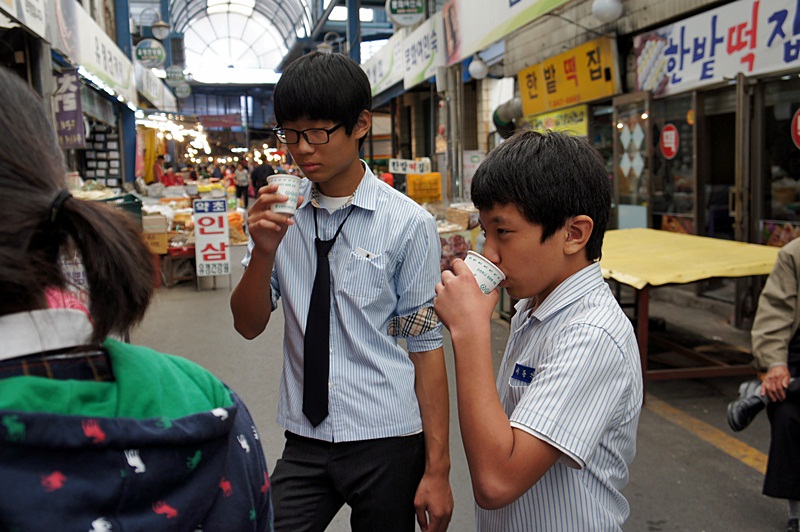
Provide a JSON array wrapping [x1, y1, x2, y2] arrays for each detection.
[[164, 65, 185, 88], [363, 28, 407, 96], [48, 0, 137, 105], [525, 104, 589, 137], [386, 0, 425, 27], [635, 0, 800, 98], [135, 38, 166, 69], [193, 199, 231, 277], [0, 0, 46, 39], [660, 123, 679, 159], [53, 70, 86, 149], [442, 0, 572, 66], [174, 82, 192, 99], [518, 36, 620, 117], [403, 11, 445, 89]]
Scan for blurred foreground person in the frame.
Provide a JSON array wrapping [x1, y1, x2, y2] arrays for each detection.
[[0, 67, 273, 531], [727, 237, 800, 532]]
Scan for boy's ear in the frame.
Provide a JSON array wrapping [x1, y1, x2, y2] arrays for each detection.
[[563, 215, 593, 256], [354, 110, 371, 140]]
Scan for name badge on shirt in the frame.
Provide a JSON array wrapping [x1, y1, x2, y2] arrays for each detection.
[[512, 363, 535, 383]]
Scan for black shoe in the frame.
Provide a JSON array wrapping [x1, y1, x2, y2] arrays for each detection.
[[726, 380, 766, 432], [787, 518, 799, 532]]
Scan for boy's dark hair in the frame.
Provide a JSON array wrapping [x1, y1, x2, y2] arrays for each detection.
[[0, 66, 153, 343], [471, 130, 612, 261], [273, 51, 372, 148]]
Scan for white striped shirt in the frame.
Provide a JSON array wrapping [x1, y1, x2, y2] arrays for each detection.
[[243, 165, 443, 442], [477, 262, 642, 532]]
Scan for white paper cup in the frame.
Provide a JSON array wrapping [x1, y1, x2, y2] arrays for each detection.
[[268, 174, 302, 215], [463, 250, 505, 294]]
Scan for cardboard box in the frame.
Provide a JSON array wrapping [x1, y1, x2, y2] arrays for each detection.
[[143, 232, 168, 254], [446, 203, 479, 230], [142, 214, 169, 234]]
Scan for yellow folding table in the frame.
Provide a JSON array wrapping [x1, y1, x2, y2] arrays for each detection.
[[600, 228, 780, 383]]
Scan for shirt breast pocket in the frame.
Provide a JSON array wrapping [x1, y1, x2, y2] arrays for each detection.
[[505, 377, 531, 409], [340, 250, 386, 303]]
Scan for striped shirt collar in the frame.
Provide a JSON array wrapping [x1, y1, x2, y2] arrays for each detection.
[[302, 161, 379, 213], [0, 309, 93, 362], [516, 262, 606, 323]]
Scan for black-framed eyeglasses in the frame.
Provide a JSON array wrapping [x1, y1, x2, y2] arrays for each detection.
[[272, 123, 343, 145]]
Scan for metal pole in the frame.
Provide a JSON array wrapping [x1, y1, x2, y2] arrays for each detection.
[[347, 0, 361, 63]]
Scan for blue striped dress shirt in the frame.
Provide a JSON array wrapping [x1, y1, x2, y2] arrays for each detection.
[[476, 262, 642, 531], [243, 165, 443, 443]]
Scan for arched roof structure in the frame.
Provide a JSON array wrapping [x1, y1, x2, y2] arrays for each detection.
[[170, 0, 311, 71]]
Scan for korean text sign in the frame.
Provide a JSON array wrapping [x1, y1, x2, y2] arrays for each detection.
[[635, 0, 800, 97], [53, 70, 86, 149], [193, 199, 231, 277], [517, 37, 620, 117]]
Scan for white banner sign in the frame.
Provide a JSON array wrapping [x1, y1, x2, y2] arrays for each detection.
[[48, 0, 137, 104], [363, 28, 407, 96], [442, 0, 571, 66], [135, 63, 177, 113], [0, 0, 47, 40], [193, 199, 231, 277], [635, 0, 800, 97], [403, 12, 445, 89], [389, 158, 432, 174]]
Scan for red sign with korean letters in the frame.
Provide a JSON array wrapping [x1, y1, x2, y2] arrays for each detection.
[[193, 199, 231, 277], [792, 109, 800, 150], [660, 124, 680, 160]]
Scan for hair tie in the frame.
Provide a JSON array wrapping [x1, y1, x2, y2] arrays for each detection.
[[49, 190, 72, 224]]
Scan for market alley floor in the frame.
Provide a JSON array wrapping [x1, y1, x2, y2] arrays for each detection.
[[131, 245, 786, 532]]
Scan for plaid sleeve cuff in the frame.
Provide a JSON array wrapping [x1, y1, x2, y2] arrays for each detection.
[[388, 307, 439, 337]]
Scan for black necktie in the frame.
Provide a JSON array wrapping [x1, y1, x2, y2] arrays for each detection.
[[303, 206, 354, 427]]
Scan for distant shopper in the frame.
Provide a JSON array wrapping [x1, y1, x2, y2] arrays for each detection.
[[234, 162, 249, 206], [727, 237, 800, 532], [434, 130, 642, 531], [250, 161, 275, 197], [231, 51, 453, 532], [152, 154, 165, 183], [0, 66, 273, 531]]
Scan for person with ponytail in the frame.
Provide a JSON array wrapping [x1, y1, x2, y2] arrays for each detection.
[[0, 66, 273, 531]]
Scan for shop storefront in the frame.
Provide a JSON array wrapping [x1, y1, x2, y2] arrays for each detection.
[[47, 0, 137, 190], [626, 0, 800, 245]]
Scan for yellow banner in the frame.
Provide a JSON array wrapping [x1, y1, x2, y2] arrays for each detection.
[[526, 104, 588, 136], [518, 37, 620, 117]]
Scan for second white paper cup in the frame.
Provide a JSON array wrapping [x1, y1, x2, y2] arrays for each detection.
[[464, 250, 505, 294], [268, 174, 302, 215]]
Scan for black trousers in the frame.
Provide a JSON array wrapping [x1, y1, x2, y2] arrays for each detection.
[[271, 431, 425, 532], [764, 349, 800, 500], [235, 185, 249, 203]]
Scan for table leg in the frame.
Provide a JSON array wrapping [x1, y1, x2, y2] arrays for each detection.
[[636, 286, 650, 399]]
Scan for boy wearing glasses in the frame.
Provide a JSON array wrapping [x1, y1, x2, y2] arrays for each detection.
[[230, 51, 453, 532]]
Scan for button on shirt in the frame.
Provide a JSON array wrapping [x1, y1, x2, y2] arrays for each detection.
[[476, 263, 642, 532], [242, 165, 443, 442]]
